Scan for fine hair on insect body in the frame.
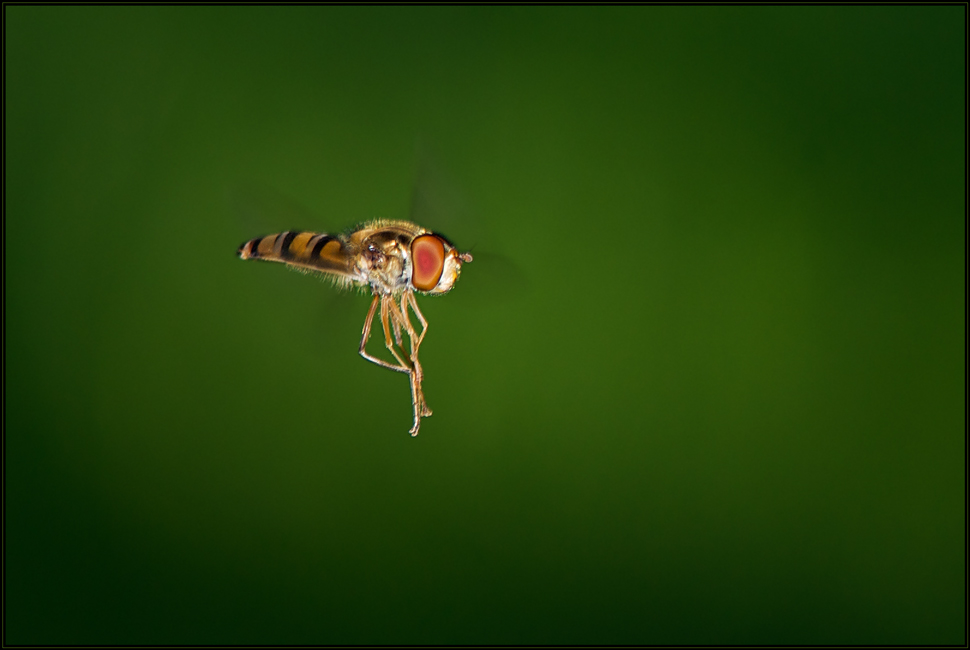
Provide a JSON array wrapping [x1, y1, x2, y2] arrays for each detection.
[[238, 219, 472, 436]]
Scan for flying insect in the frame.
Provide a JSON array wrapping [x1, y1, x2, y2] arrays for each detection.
[[238, 220, 472, 436]]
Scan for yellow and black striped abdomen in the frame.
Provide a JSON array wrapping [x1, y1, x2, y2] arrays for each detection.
[[237, 231, 358, 280]]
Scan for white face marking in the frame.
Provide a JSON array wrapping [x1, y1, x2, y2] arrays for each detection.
[[431, 251, 463, 294]]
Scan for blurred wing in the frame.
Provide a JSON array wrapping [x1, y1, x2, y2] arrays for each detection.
[[237, 231, 359, 282], [408, 139, 481, 246], [407, 140, 532, 301], [449, 249, 532, 307], [227, 180, 324, 236]]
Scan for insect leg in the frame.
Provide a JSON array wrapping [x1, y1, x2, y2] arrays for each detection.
[[392, 293, 432, 419], [401, 294, 431, 414], [359, 294, 409, 374], [406, 292, 429, 350], [380, 295, 414, 372], [391, 305, 404, 348], [386, 290, 404, 348], [385, 297, 426, 436], [361, 295, 424, 436]]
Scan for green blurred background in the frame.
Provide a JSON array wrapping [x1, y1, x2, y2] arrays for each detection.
[[5, 6, 964, 645]]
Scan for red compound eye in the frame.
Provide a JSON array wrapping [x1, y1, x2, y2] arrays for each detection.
[[411, 234, 446, 291]]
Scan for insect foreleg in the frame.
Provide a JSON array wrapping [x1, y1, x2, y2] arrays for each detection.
[[359, 294, 409, 374], [380, 295, 414, 373], [406, 292, 429, 350], [391, 293, 432, 419], [384, 297, 429, 436], [391, 311, 403, 348]]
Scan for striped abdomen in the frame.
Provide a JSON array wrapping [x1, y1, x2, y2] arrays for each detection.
[[237, 231, 358, 280]]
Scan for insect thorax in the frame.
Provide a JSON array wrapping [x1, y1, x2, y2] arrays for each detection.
[[356, 229, 415, 296]]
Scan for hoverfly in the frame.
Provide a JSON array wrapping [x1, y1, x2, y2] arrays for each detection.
[[237, 220, 473, 437]]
